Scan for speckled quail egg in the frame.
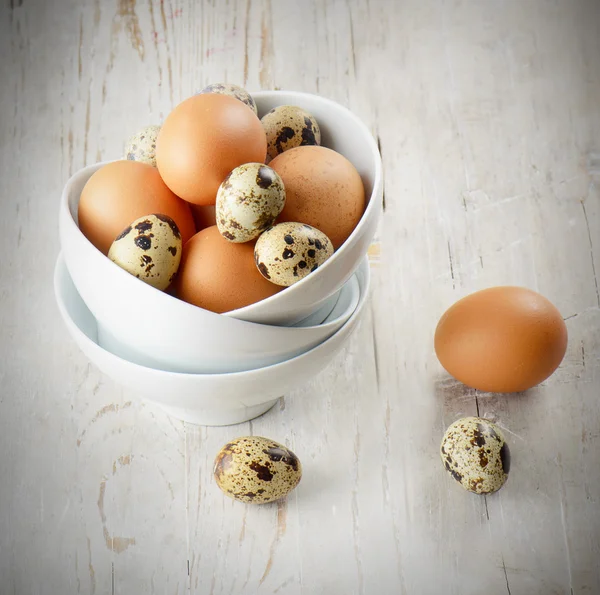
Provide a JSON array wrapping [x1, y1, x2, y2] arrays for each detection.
[[254, 222, 333, 286], [124, 125, 161, 167], [198, 82, 257, 115], [216, 163, 286, 243], [440, 417, 510, 495], [213, 436, 302, 504], [108, 214, 182, 290], [261, 105, 321, 161]]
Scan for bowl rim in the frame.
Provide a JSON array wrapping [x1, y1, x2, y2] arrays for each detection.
[[54, 251, 371, 380], [60, 89, 382, 321], [60, 160, 361, 334]]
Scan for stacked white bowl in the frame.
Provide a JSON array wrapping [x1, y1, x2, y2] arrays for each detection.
[[55, 91, 383, 426]]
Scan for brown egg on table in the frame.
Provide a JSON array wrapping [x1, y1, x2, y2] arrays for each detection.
[[434, 286, 568, 393], [174, 225, 282, 313], [78, 160, 196, 255], [213, 436, 302, 504], [270, 145, 365, 249], [156, 93, 267, 206]]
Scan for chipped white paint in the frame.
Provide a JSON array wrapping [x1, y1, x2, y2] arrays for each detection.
[[0, 0, 599, 594]]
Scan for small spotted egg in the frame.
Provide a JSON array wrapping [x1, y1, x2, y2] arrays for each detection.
[[213, 436, 302, 504], [124, 125, 161, 167], [216, 163, 286, 243], [440, 417, 510, 495], [108, 214, 182, 291], [198, 83, 257, 114], [254, 222, 333, 287], [261, 105, 321, 161]]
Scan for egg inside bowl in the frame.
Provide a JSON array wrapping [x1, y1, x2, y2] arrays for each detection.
[[59, 90, 381, 340], [227, 91, 383, 325], [59, 160, 363, 374]]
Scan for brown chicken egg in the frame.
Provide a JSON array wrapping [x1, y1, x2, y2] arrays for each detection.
[[78, 160, 196, 255], [174, 226, 282, 313], [156, 93, 267, 206], [270, 146, 365, 249], [434, 286, 568, 393], [189, 204, 217, 231]]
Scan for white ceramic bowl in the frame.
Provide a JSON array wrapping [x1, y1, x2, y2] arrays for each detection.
[[59, 163, 358, 373], [59, 93, 382, 344], [96, 268, 359, 374], [54, 254, 371, 426]]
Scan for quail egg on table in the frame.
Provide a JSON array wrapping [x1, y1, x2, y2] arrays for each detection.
[[213, 436, 302, 504], [198, 82, 258, 114], [254, 222, 334, 286], [108, 214, 182, 291], [440, 417, 510, 495], [216, 163, 286, 243], [124, 125, 161, 167], [261, 105, 321, 161]]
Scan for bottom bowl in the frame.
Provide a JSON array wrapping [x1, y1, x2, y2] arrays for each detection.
[[54, 255, 371, 426]]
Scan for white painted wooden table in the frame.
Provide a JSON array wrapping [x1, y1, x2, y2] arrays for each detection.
[[1, 1, 599, 593]]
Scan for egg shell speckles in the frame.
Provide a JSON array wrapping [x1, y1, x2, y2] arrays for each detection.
[[125, 125, 161, 167], [108, 214, 182, 291], [213, 436, 302, 504], [198, 83, 257, 114], [440, 417, 510, 495], [261, 105, 321, 161], [216, 163, 285, 243], [254, 222, 333, 287]]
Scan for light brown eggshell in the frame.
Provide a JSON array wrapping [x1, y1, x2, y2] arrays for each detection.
[[434, 286, 568, 393], [78, 160, 196, 255], [189, 204, 217, 231], [174, 226, 282, 313], [156, 93, 267, 206], [270, 146, 365, 249]]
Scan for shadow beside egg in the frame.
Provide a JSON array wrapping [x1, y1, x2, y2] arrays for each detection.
[[433, 373, 539, 404]]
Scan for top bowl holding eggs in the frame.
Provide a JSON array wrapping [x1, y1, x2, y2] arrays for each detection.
[[58, 86, 382, 379]]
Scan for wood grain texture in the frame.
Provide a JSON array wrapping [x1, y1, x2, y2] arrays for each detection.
[[0, 0, 599, 593]]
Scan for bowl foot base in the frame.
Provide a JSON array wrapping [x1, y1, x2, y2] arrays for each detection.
[[155, 398, 281, 426]]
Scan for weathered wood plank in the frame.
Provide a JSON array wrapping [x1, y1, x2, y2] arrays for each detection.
[[0, 0, 598, 593]]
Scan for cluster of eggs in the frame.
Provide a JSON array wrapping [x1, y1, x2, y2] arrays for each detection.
[[206, 290, 567, 505], [436, 286, 568, 495], [77, 83, 365, 313], [75, 85, 569, 504]]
